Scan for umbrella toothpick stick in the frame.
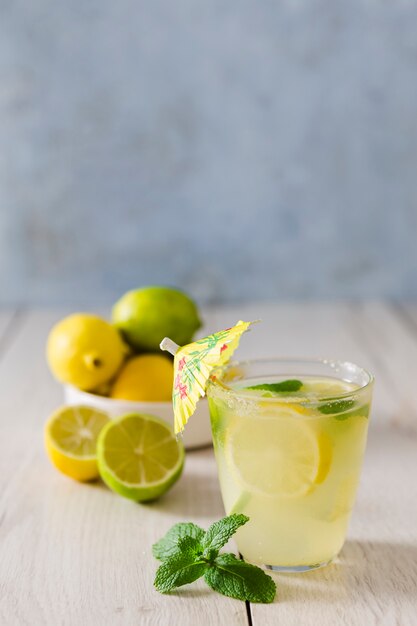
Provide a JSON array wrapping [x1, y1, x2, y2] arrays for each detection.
[[160, 337, 180, 356]]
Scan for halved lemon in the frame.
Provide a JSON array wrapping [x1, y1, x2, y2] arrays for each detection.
[[44, 405, 109, 481], [225, 407, 332, 498], [97, 413, 184, 501]]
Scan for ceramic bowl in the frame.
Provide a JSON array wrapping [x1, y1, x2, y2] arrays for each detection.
[[63, 385, 212, 450]]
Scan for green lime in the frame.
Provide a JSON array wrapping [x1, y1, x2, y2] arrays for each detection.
[[111, 286, 201, 351], [97, 413, 184, 501]]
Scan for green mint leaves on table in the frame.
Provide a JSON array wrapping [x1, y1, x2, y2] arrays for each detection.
[[152, 522, 205, 560], [204, 553, 275, 603], [153, 514, 276, 604], [246, 379, 303, 393]]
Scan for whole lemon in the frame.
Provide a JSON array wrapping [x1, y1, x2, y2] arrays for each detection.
[[110, 354, 173, 402], [47, 314, 128, 391], [112, 286, 201, 351]]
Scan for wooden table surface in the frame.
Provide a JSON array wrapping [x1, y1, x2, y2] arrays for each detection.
[[1, 303, 417, 625]]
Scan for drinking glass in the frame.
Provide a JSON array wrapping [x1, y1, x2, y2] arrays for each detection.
[[206, 358, 374, 572]]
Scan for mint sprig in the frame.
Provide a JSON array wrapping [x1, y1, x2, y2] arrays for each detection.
[[154, 536, 207, 593], [202, 513, 248, 560], [152, 522, 205, 560], [205, 553, 276, 603], [152, 514, 276, 604]]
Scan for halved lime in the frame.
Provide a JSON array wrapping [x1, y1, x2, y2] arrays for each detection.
[[226, 406, 332, 498], [97, 413, 184, 501]]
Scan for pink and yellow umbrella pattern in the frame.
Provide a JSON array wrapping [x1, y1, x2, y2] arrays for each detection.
[[160, 320, 253, 435]]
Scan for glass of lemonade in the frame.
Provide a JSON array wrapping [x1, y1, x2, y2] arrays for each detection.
[[206, 358, 374, 572]]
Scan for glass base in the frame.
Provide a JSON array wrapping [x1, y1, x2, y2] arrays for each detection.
[[266, 559, 333, 573]]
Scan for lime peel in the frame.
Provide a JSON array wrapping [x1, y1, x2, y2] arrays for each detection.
[[97, 413, 184, 501]]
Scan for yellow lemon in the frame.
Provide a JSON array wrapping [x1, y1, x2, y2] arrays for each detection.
[[46, 314, 128, 391], [110, 354, 173, 402], [44, 405, 109, 481]]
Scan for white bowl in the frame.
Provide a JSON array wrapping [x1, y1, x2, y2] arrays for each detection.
[[63, 385, 213, 450]]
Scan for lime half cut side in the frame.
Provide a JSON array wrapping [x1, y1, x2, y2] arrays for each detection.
[[226, 407, 332, 498], [97, 413, 185, 501]]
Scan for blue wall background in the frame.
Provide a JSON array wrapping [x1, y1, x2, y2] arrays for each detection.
[[1, 1, 417, 305]]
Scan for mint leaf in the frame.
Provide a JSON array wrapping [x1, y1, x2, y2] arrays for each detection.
[[204, 553, 276, 603], [202, 514, 249, 560], [152, 522, 205, 561], [247, 379, 302, 393], [152, 515, 277, 604], [332, 402, 371, 421], [317, 399, 355, 415], [154, 536, 207, 593]]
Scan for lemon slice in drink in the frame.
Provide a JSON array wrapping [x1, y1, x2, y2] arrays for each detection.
[[301, 378, 354, 398], [44, 405, 109, 481], [226, 407, 332, 498], [97, 413, 184, 501]]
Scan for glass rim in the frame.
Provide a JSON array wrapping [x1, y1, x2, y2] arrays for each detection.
[[207, 357, 374, 403]]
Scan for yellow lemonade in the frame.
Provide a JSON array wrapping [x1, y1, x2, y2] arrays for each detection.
[[207, 360, 373, 571]]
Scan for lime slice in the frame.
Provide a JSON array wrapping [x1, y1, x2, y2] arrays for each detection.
[[44, 405, 109, 481], [97, 413, 184, 501], [226, 407, 332, 498]]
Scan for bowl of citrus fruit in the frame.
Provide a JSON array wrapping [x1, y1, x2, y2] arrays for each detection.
[[45, 286, 212, 452]]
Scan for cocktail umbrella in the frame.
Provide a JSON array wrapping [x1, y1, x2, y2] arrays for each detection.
[[160, 320, 254, 435]]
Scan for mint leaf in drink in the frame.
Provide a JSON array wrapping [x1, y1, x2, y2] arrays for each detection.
[[332, 402, 371, 421], [202, 514, 249, 560], [154, 536, 208, 593], [247, 379, 303, 393], [318, 398, 355, 415], [152, 514, 277, 603], [152, 522, 205, 561], [204, 553, 276, 603]]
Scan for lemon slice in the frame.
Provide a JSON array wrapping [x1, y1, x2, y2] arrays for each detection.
[[44, 405, 109, 481], [301, 379, 353, 398], [226, 407, 332, 498], [97, 413, 184, 501], [325, 473, 359, 521]]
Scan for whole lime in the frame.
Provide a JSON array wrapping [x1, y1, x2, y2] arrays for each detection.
[[112, 286, 201, 351]]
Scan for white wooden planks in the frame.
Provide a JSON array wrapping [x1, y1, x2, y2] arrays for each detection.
[[0, 304, 417, 625], [0, 310, 247, 625], [200, 303, 417, 625]]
